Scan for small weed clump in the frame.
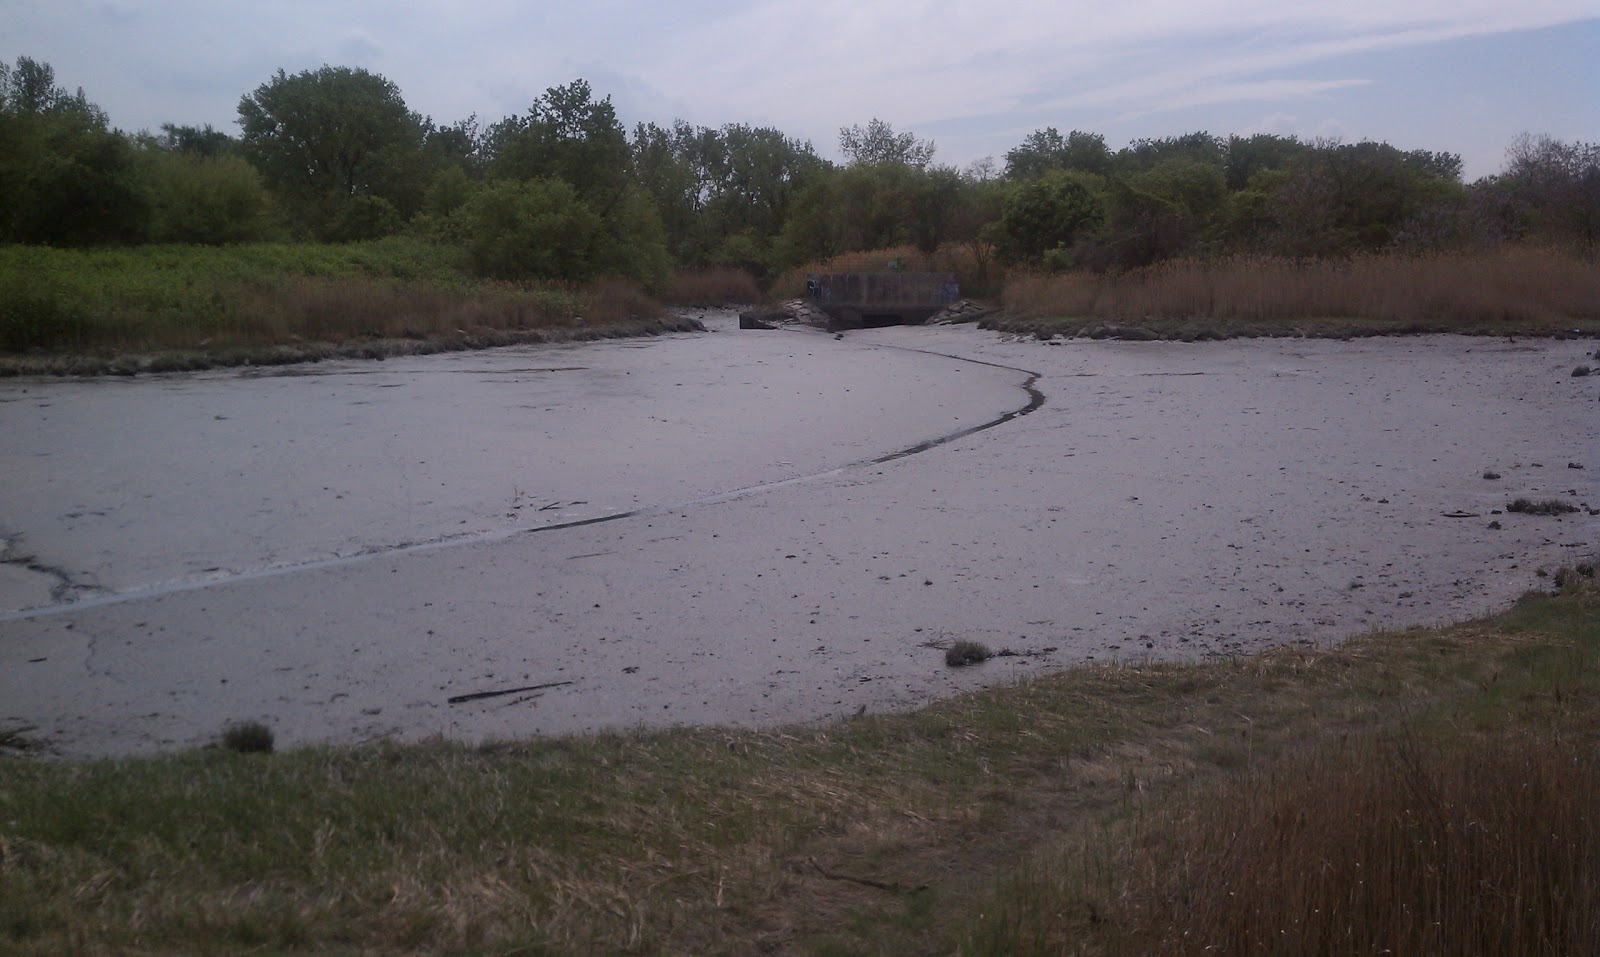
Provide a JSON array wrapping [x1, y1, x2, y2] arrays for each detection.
[[221, 721, 275, 754], [946, 640, 994, 667], [1507, 497, 1580, 515], [1554, 564, 1598, 591]]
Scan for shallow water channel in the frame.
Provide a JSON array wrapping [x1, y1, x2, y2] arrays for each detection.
[[2, 312, 1596, 756]]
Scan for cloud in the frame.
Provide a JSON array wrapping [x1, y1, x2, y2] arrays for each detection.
[[2, 0, 1594, 165]]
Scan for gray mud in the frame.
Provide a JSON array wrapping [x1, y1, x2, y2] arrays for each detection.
[[2, 311, 1596, 756]]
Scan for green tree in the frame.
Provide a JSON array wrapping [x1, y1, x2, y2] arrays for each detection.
[[831, 161, 918, 251], [138, 147, 273, 244], [237, 65, 427, 234], [1491, 134, 1600, 247], [1222, 133, 1308, 191], [906, 165, 966, 254], [157, 123, 238, 158], [998, 170, 1105, 265], [631, 120, 702, 262], [456, 178, 603, 281], [1098, 158, 1226, 267], [1114, 132, 1225, 172], [839, 118, 935, 169], [0, 56, 147, 245], [1263, 141, 1462, 256], [1004, 128, 1112, 179], [484, 80, 631, 208]]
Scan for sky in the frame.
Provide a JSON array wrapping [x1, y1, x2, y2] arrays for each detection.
[[3, 0, 1597, 181]]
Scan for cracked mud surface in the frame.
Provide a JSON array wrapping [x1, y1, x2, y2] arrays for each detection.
[[2, 312, 1596, 757]]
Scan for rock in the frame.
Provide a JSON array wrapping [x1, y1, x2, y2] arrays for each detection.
[[739, 310, 786, 330]]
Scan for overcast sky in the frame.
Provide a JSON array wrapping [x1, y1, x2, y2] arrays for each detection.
[[4, 1, 1596, 180]]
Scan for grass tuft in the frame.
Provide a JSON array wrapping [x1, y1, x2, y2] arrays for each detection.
[[220, 721, 275, 754], [946, 640, 994, 667]]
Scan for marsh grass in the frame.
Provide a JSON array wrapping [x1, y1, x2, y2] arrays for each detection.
[[2, 584, 1596, 955], [995, 247, 1600, 339], [663, 267, 761, 305], [0, 239, 672, 369]]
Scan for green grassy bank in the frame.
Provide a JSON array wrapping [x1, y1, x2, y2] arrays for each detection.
[[0, 239, 696, 376], [2, 569, 1595, 955]]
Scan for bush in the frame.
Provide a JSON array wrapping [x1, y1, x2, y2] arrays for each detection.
[[143, 151, 274, 244], [322, 195, 404, 243], [221, 721, 275, 754], [457, 178, 602, 281], [946, 640, 993, 667], [999, 171, 1105, 264]]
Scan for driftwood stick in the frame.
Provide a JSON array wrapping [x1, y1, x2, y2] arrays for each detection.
[[448, 680, 575, 705]]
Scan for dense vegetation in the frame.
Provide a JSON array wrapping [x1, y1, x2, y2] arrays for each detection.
[[4, 55, 1596, 282], [1, 54, 1596, 359]]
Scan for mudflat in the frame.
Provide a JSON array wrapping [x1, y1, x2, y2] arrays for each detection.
[[2, 312, 1595, 756]]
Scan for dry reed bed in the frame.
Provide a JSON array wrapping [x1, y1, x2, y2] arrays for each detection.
[[999, 247, 1600, 337], [662, 267, 762, 305], [1118, 734, 1596, 954]]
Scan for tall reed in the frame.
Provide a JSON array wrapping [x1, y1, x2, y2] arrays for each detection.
[[1002, 247, 1600, 330], [1107, 732, 1600, 955], [662, 267, 761, 305]]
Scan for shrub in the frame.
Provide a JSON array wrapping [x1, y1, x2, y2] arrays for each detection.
[[457, 178, 602, 281], [221, 721, 275, 754], [143, 151, 274, 244], [322, 195, 404, 243], [946, 640, 994, 667]]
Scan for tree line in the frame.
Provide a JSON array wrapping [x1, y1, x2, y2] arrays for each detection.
[[2, 56, 1596, 289]]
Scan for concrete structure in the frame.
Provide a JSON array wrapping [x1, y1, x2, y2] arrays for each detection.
[[804, 272, 959, 328]]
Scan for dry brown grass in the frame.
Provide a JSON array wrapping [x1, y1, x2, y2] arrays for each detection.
[[213, 276, 662, 350], [662, 267, 762, 305], [998, 247, 1600, 338], [1104, 732, 1599, 955]]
